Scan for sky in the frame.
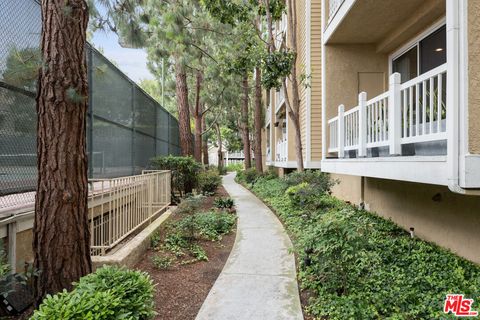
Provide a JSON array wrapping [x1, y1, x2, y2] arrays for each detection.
[[91, 26, 154, 84]]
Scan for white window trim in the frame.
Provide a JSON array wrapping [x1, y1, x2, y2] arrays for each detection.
[[388, 17, 446, 76]]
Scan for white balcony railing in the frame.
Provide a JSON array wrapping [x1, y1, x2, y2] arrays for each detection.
[[276, 139, 287, 162], [266, 104, 271, 125], [328, 63, 447, 157], [328, 0, 345, 23], [275, 87, 285, 112]]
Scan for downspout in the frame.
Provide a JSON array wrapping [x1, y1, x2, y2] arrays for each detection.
[[446, 0, 480, 195]]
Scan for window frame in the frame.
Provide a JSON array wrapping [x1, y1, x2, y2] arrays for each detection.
[[388, 17, 446, 77]]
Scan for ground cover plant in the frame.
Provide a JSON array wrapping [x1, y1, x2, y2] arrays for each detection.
[[150, 194, 236, 269], [237, 170, 480, 319], [31, 266, 155, 320]]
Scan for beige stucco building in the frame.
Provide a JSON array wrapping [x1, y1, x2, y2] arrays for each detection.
[[264, 0, 480, 264]]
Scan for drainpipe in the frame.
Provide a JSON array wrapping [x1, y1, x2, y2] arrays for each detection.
[[446, 0, 480, 195]]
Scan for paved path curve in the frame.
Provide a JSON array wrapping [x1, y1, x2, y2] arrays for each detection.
[[196, 173, 303, 320]]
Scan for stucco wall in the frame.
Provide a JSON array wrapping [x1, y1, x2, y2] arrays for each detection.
[[468, 0, 480, 154], [332, 174, 480, 264]]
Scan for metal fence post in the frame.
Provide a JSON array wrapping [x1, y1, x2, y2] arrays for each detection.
[[131, 84, 136, 175], [87, 46, 94, 178]]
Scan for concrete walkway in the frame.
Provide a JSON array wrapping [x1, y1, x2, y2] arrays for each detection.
[[196, 173, 303, 320]]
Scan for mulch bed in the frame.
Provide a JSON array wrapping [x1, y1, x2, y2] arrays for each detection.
[[134, 185, 236, 320]]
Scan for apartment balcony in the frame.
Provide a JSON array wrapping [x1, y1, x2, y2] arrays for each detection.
[[323, 64, 449, 185], [276, 139, 287, 162], [275, 88, 285, 113], [266, 104, 271, 126]]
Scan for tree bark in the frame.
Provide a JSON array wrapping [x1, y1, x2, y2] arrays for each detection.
[[254, 67, 263, 172], [202, 113, 209, 165], [34, 0, 91, 305], [215, 122, 223, 170], [175, 59, 193, 156], [193, 71, 203, 162], [286, 0, 304, 172], [241, 73, 252, 169]]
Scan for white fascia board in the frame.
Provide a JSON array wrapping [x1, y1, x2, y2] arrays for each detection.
[[321, 156, 448, 186], [323, 0, 356, 44]]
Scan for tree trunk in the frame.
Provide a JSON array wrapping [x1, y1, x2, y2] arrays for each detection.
[[175, 59, 193, 156], [286, 0, 304, 172], [202, 114, 209, 165], [193, 71, 203, 162], [241, 73, 251, 169], [254, 67, 263, 172], [215, 122, 224, 170], [34, 0, 91, 305]]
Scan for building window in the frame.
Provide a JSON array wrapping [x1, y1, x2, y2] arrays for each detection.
[[392, 25, 446, 83]]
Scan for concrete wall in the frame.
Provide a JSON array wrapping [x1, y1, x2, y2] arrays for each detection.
[[468, 0, 480, 154], [332, 173, 480, 264]]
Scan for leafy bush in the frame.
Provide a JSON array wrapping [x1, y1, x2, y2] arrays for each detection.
[[32, 266, 155, 320], [236, 167, 261, 184], [161, 211, 236, 262], [246, 175, 480, 320], [198, 170, 222, 194], [226, 163, 243, 172], [175, 195, 205, 215], [150, 155, 201, 197], [283, 170, 334, 193], [152, 255, 174, 269], [213, 197, 235, 210]]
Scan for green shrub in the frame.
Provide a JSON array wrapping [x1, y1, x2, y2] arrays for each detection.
[[150, 155, 201, 197], [236, 167, 261, 184], [31, 289, 123, 320], [198, 170, 222, 194], [225, 163, 243, 172], [246, 176, 480, 320], [31, 266, 155, 320], [152, 255, 174, 269], [175, 195, 205, 215], [213, 197, 235, 210], [150, 230, 161, 248], [283, 170, 334, 193], [75, 266, 155, 319], [194, 211, 236, 241]]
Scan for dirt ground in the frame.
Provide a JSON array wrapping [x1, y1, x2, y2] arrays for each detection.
[[134, 185, 237, 320]]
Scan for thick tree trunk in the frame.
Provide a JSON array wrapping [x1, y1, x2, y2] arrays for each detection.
[[202, 113, 209, 165], [193, 71, 203, 162], [215, 122, 223, 170], [34, 0, 91, 305], [254, 67, 263, 172], [241, 73, 251, 169], [175, 59, 193, 156]]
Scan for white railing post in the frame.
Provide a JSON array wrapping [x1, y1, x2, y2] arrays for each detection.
[[358, 92, 367, 157], [389, 73, 402, 155], [338, 104, 345, 158]]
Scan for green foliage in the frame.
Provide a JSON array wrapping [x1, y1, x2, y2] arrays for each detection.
[[246, 175, 480, 320], [198, 170, 222, 194], [150, 155, 201, 197], [225, 163, 243, 172], [236, 167, 261, 184], [175, 195, 205, 215], [213, 197, 235, 210], [160, 211, 236, 264], [150, 230, 161, 248], [32, 266, 155, 320], [152, 255, 174, 269], [284, 170, 334, 192], [261, 51, 295, 90], [0, 241, 10, 278]]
